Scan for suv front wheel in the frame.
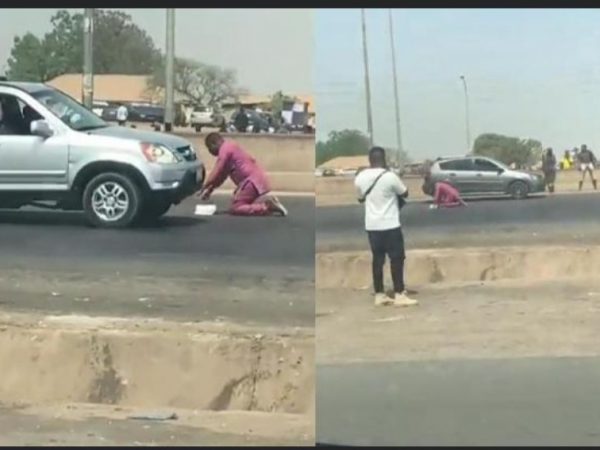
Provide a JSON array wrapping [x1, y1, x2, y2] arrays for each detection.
[[83, 172, 142, 228]]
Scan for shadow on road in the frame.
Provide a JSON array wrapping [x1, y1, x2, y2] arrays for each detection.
[[0, 210, 207, 229]]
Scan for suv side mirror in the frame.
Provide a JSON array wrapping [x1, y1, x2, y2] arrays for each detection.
[[497, 168, 505, 174], [30, 119, 53, 138]]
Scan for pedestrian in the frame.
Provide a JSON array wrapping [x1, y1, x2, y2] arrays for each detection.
[[198, 132, 288, 216], [429, 180, 467, 209], [116, 103, 128, 127], [354, 146, 417, 307], [542, 147, 557, 193], [577, 144, 597, 191], [560, 150, 572, 171], [233, 105, 248, 133]]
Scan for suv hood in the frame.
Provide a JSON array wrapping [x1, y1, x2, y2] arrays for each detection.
[[87, 126, 192, 150]]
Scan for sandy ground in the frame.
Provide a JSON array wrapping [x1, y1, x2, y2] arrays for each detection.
[[0, 403, 312, 446], [316, 278, 600, 365]]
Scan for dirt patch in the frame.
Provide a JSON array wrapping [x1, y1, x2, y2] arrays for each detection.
[[0, 403, 313, 446], [317, 279, 600, 364], [317, 245, 600, 289], [0, 312, 314, 415]]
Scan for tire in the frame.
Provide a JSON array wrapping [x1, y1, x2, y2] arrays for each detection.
[[82, 172, 142, 228], [509, 180, 529, 200], [194, 125, 202, 133]]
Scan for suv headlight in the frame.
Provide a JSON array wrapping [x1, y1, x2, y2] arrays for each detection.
[[140, 143, 181, 164]]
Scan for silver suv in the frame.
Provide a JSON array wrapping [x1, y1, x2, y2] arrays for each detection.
[[0, 82, 205, 228], [422, 155, 544, 200]]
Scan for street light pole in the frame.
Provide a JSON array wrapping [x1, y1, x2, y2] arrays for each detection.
[[388, 9, 403, 166], [82, 8, 94, 109], [460, 75, 471, 153], [361, 9, 374, 147], [165, 8, 175, 132]]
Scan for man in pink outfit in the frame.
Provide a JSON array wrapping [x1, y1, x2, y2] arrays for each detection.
[[430, 180, 467, 209], [198, 133, 288, 216]]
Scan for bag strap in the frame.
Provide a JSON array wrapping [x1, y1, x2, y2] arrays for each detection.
[[358, 169, 388, 203]]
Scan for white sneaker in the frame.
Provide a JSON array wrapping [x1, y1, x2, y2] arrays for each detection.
[[267, 195, 288, 217], [374, 293, 393, 306], [393, 292, 418, 307], [429, 204, 438, 210]]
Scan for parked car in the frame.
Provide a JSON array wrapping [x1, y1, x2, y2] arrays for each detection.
[[227, 109, 271, 133], [0, 81, 205, 228], [422, 155, 545, 200], [128, 104, 165, 124], [189, 106, 225, 132]]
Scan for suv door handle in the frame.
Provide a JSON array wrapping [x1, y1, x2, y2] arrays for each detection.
[[449, 173, 456, 176], [476, 173, 482, 177]]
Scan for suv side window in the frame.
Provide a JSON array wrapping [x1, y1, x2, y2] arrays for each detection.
[[439, 159, 475, 171], [0, 94, 43, 136], [474, 158, 500, 172]]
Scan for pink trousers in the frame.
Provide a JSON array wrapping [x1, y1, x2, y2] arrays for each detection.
[[434, 182, 464, 207], [230, 180, 271, 216]]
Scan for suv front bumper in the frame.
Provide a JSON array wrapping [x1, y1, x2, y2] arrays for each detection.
[[150, 163, 206, 204]]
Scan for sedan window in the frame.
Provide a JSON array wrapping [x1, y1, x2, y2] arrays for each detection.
[[439, 159, 475, 171]]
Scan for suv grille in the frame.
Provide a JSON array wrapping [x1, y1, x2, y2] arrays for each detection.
[[176, 145, 197, 161]]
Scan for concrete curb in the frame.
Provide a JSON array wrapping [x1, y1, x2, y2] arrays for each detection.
[[317, 245, 600, 289], [0, 313, 314, 415]]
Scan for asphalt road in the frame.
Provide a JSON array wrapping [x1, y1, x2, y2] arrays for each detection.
[[317, 356, 600, 446], [0, 195, 315, 327], [317, 193, 600, 251]]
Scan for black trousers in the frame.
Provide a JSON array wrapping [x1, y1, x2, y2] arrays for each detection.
[[367, 227, 406, 294]]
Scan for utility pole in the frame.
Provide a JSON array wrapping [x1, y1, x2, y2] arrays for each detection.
[[164, 9, 175, 132], [361, 9, 374, 146], [388, 9, 403, 167], [460, 75, 471, 153], [82, 8, 94, 109]]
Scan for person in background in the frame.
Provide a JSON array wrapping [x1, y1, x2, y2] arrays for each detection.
[[577, 144, 597, 191], [199, 132, 287, 217], [354, 146, 417, 307], [560, 149, 573, 171], [542, 147, 557, 193], [429, 180, 467, 209], [116, 103, 128, 127], [233, 105, 248, 133]]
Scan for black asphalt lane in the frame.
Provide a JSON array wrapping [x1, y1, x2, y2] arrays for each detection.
[[317, 193, 600, 251], [317, 356, 600, 446], [0, 195, 314, 280], [0, 195, 314, 327]]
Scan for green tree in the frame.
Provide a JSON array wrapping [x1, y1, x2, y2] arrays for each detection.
[[150, 58, 238, 109], [316, 129, 371, 166], [7, 10, 161, 81], [5, 33, 48, 81], [473, 133, 542, 168]]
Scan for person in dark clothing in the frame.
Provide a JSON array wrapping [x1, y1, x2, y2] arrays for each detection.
[[542, 147, 557, 193], [577, 144, 597, 191], [233, 105, 249, 133]]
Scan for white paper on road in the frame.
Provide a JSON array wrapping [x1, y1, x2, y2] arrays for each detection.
[[194, 204, 217, 216]]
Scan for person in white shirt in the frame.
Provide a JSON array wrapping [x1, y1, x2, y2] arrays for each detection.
[[354, 147, 417, 307], [116, 104, 128, 126]]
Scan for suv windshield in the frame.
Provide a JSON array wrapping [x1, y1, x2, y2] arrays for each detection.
[[31, 88, 108, 132]]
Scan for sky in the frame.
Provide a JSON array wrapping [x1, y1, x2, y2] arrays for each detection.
[[0, 8, 313, 95], [316, 8, 600, 160]]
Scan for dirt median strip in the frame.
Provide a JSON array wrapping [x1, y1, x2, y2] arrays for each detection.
[[317, 244, 600, 289], [0, 311, 314, 417]]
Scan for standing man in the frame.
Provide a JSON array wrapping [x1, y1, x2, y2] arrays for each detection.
[[542, 147, 557, 193], [199, 132, 287, 216], [577, 144, 597, 191], [233, 105, 249, 133], [116, 103, 128, 127], [354, 146, 417, 307]]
